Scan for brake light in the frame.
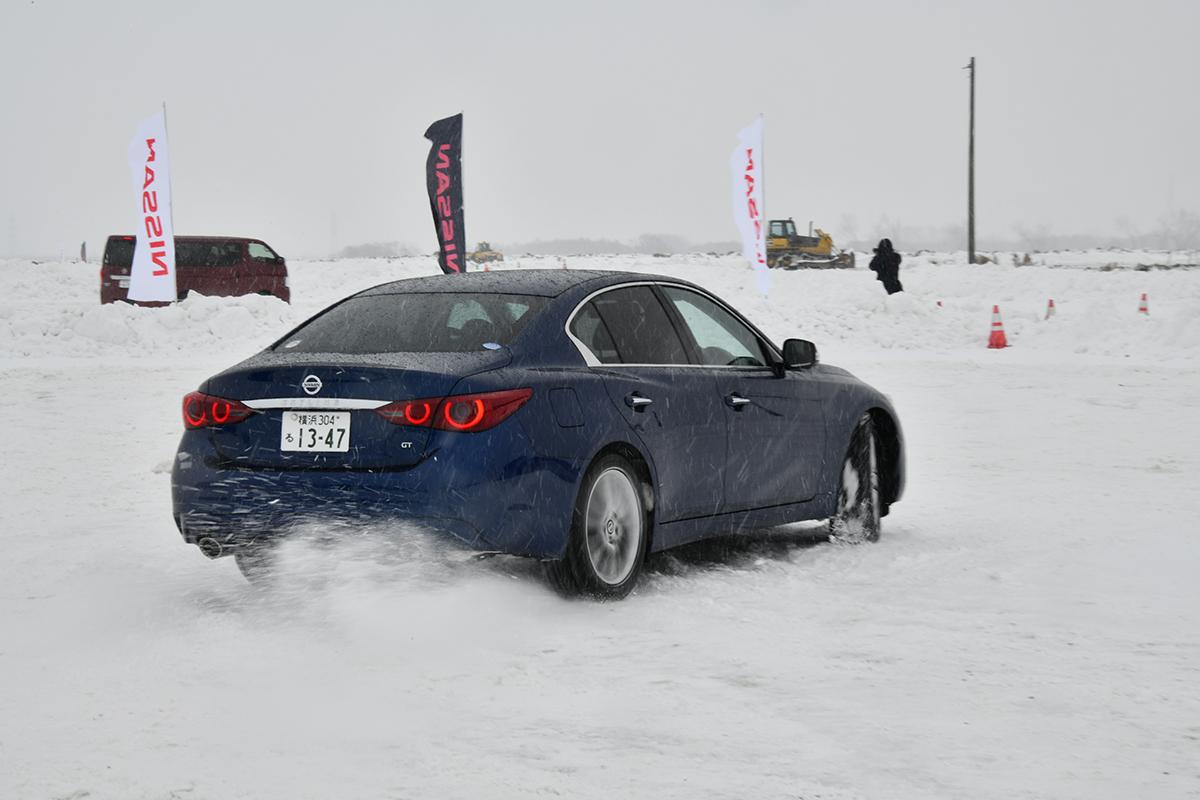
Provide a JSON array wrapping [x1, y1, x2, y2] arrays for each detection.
[[375, 388, 532, 432], [404, 400, 433, 425], [442, 398, 485, 430], [182, 391, 256, 429]]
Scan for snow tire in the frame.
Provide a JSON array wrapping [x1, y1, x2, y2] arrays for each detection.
[[543, 453, 649, 600], [830, 414, 882, 544]]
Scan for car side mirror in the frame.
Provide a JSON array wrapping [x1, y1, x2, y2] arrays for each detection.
[[783, 338, 818, 368]]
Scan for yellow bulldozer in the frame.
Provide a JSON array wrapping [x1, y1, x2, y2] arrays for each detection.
[[766, 219, 855, 269], [468, 241, 504, 264]]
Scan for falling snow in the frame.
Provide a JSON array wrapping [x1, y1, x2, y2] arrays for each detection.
[[1, 253, 1198, 799]]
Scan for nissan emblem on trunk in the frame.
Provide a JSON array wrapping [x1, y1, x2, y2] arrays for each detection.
[[301, 375, 323, 395]]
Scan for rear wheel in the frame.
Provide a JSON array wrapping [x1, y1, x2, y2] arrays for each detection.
[[544, 453, 648, 599], [830, 415, 881, 543]]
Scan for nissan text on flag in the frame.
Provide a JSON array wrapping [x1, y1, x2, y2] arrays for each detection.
[[731, 116, 770, 297], [127, 110, 177, 303], [425, 113, 466, 275]]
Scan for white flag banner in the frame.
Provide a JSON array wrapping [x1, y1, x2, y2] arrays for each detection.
[[127, 111, 177, 302], [730, 117, 770, 295]]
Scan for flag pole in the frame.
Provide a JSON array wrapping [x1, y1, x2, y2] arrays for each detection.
[[162, 101, 176, 236], [161, 100, 179, 302], [460, 109, 466, 269], [760, 112, 766, 238], [758, 113, 769, 299]]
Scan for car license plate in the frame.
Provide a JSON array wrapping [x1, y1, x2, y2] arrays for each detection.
[[280, 411, 350, 452]]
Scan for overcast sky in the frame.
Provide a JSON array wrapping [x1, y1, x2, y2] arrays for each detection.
[[2, 0, 1197, 257]]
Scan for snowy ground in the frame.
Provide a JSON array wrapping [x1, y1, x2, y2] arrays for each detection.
[[1, 254, 1198, 799]]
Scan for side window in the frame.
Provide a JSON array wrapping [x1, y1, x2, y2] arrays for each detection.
[[446, 298, 495, 349], [248, 242, 278, 261], [503, 301, 532, 322], [175, 241, 202, 267], [769, 220, 785, 237], [660, 286, 768, 367], [210, 241, 241, 267], [569, 302, 621, 364], [175, 241, 239, 267], [447, 298, 490, 329], [591, 286, 689, 365]]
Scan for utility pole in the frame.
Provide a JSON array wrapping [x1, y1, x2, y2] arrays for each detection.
[[966, 57, 976, 264]]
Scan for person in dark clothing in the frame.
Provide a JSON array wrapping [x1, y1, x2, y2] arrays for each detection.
[[869, 238, 903, 295]]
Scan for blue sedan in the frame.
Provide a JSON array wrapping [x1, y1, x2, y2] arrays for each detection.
[[171, 270, 904, 598]]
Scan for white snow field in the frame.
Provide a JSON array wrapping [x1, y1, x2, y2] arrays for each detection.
[[1, 253, 1198, 799]]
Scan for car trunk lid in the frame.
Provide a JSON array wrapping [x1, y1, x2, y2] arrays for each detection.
[[201, 350, 509, 469]]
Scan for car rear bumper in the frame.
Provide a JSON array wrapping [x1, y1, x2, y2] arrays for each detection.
[[171, 427, 583, 560]]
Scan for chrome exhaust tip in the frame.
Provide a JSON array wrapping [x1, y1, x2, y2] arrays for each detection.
[[197, 537, 224, 559]]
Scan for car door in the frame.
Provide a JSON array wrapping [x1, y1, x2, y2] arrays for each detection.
[[173, 238, 202, 299], [657, 284, 825, 511], [213, 239, 245, 296], [247, 240, 284, 297], [568, 285, 727, 522]]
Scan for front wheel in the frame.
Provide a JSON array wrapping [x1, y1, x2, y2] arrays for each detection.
[[543, 454, 649, 599], [830, 415, 881, 543]]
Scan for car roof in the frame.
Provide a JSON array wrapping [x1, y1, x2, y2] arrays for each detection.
[[105, 235, 265, 243], [356, 269, 684, 298]]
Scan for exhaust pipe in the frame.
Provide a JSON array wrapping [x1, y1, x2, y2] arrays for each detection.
[[197, 537, 224, 559]]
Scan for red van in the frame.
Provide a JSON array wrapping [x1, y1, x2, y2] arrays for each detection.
[[100, 235, 291, 304]]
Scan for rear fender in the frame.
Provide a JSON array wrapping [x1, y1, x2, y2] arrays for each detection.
[[449, 366, 663, 558]]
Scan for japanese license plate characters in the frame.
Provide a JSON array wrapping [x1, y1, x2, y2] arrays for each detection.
[[280, 411, 350, 452]]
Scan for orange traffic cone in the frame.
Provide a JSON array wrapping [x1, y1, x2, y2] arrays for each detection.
[[483, 263, 490, 272], [1045, 298, 1055, 319], [1138, 292, 1148, 315], [987, 305, 1009, 349]]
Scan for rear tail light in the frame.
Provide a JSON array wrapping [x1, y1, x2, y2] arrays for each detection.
[[183, 391, 256, 429], [375, 388, 532, 433]]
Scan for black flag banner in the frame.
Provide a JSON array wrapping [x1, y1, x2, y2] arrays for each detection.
[[424, 113, 466, 274]]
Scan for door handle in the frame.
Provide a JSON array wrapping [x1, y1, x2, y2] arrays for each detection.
[[625, 393, 654, 411], [725, 393, 752, 410]]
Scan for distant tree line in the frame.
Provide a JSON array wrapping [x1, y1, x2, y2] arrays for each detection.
[[492, 234, 740, 256], [335, 241, 423, 259], [841, 209, 1200, 253], [334, 235, 739, 258], [331, 210, 1200, 260]]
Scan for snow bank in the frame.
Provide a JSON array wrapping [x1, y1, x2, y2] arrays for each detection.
[[2, 253, 1198, 363]]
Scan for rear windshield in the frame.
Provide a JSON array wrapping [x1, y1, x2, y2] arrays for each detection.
[[103, 238, 135, 267], [276, 293, 549, 354]]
